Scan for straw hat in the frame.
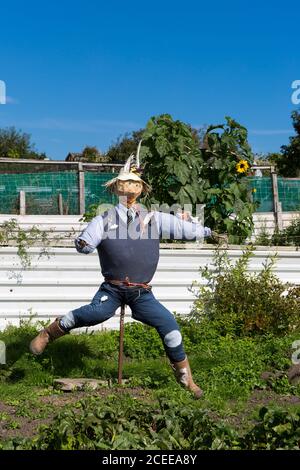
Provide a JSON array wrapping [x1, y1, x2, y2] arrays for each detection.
[[104, 140, 151, 194]]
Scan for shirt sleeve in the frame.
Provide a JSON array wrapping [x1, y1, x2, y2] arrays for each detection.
[[75, 216, 103, 254], [156, 211, 211, 241]]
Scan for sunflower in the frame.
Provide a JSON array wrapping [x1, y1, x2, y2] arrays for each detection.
[[236, 160, 250, 174]]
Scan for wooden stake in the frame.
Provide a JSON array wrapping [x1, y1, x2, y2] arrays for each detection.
[[118, 303, 126, 385]]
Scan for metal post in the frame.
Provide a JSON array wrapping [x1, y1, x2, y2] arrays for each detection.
[[271, 166, 283, 231], [78, 162, 85, 215], [58, 193, 63, 215], [118, 303, 126, 385], [19, 190, 26, 215]]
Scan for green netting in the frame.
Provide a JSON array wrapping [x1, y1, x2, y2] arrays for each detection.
[[248, 177, 300, 212], [0, 171, 299, 215], [0, 171, 116, 215], [278, 178, 300, 211], [248, 177, 274, 212], [84, 172, 117, 209]]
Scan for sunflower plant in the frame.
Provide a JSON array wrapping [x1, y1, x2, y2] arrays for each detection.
[[200, 116, 258, 243], [141, 114, 205, 207], [142, 115, 257, 244]]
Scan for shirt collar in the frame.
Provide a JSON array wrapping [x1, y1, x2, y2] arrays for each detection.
[[117, 202, 145, 222], [116, 202, 128, 224]]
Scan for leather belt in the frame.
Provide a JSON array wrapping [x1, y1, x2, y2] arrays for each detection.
[[105, 277, 151, 290]]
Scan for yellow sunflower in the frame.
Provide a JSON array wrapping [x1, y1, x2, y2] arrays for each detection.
[[236, 160, 250, 174]]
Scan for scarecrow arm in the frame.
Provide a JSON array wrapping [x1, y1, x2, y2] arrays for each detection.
[[75, 216, 103, 254], [158, 212, 211, 241]]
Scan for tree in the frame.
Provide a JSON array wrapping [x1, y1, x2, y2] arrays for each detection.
[[66, 146, 109, 163], [0, 127, 47, 160], [275, 111, 300, 177], [105, 129, 144, 162], [81, 146, 109, 163]]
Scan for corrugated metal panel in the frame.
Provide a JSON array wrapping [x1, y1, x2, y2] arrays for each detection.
[[0, 247, 299, 330], [252, 212, 300, 235], [1, 212, 299, 240]]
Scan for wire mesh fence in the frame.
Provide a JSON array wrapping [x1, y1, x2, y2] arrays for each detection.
[[249, 177, 300, 212], [84, 172, 117, 210], [0, 160, 299, 215], [0, 169, 116, 215], [278, 178, 300, 211]]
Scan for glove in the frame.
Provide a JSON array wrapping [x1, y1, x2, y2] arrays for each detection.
[[209, 230, 229, 246], [76, 238, 87, 248]]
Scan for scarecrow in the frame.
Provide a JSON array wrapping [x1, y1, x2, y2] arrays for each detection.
[[30, 142, 227, 398]]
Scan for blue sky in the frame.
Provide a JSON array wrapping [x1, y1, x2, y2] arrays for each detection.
[[0, 0, 299, 160]]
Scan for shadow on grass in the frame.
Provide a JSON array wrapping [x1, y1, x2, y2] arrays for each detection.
[[1, 326, 120, 383]]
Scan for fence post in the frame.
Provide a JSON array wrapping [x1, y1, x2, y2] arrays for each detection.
[[271, 167, 283, 231], [118, 304, 126, 385], [78, 162, 85, 215], [19, 190, 26, 215], [58, 193, 63, 215]]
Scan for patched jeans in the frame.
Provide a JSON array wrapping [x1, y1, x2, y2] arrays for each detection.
[[60, 281, 186, 363]]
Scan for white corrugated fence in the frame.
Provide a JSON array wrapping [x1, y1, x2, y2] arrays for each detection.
[[0, 245, 299, 330]]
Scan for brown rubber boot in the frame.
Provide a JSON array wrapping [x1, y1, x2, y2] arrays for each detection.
[[171, 357, 203, 399], [29, 318, 67, 355]]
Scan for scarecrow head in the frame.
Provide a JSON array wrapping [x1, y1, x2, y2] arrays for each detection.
[[104, 141, 151, 204]]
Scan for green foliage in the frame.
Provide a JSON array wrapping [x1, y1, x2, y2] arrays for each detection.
[[0, 319, 166, 385], [0, 395, 241, 450], [68, 146, 109, 163], [81, 146, 101, 162], [141, 114, 204, 208], [1, 316, 298, 403], [271, 217, 300, 247], [1, 316, 300, 450], [141, 115, 257, 243], [242, 406, 300, 449], [190, 247, 300, 336], [0, 219, 52, 280], [2, 394, 300, 450], [80, 202, 116, 223], [0, 126, 47, 159], [105, 129, 144, 163], [200, 117, 258, 243], [275, 111, 300, 177], [123, 322, 164, 359], [80, 203, 101, 222], [267, 152, 282, 168], [255, 217, 300, 247], [254, 224, 273, 246]]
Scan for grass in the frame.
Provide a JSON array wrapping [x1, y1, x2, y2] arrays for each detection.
[[0, 319, 300, 449]]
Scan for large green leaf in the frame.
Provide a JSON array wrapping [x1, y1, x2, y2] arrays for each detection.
[[142, 114, 256, 243]]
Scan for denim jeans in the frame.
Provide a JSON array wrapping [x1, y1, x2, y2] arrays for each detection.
[[61, 281, 185, 363]]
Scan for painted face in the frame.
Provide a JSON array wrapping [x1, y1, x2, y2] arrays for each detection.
[[116, 179, 143, 202]]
